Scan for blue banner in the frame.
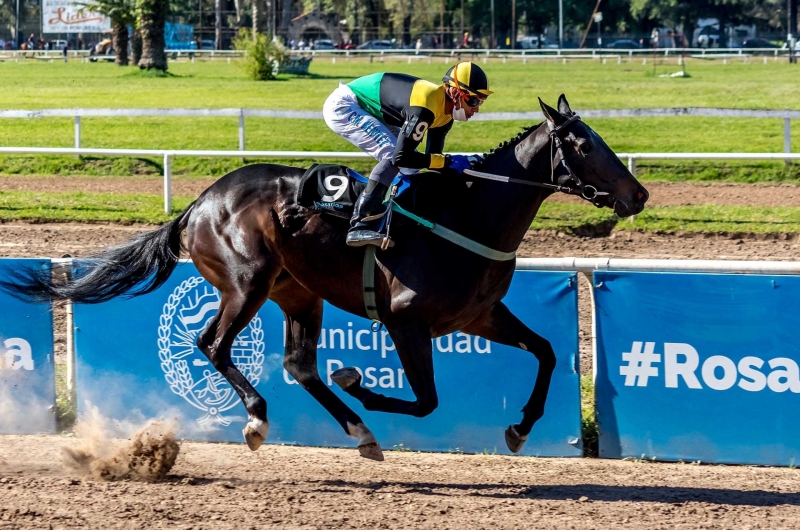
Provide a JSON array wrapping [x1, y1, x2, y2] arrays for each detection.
[[75, 263, 581, 456], [594, 271, 800, 466], [0, 259, 55, 435]]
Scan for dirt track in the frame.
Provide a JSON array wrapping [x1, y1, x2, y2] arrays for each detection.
[[1, 177, 799, 529], [1, 435, 799, 529]]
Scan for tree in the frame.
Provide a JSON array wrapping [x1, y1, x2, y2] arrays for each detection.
[[630, 0, 764, 47], [137, 0, 169, 71], [79, 0, 136, 65], [232, 28, 286, 80]]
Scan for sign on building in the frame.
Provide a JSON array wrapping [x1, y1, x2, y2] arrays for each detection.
[[43, 0, 111, 34]]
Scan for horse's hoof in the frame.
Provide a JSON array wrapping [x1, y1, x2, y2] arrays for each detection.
[[331, 367, 362, 390], [243, 418, 269, 451], [505, 424, 528, 453], [358, 442, 385, 461]]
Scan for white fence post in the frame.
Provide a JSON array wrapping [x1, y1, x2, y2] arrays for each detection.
[[74, 115, 81, 148], [239, 108, 245, 151], [785, 118, 792, 166], [65, 300, 75, 405], [627, 156, 636, 176], [163, 153, 172, 214]]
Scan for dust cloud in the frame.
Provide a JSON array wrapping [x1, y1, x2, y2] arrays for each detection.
[[60, 405, 180, 481]]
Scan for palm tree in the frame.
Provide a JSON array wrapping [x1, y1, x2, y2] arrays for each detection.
[[79, 0, 136, 66], [137, 0, 169, 71]]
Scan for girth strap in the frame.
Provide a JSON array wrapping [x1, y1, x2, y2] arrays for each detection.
[[390, 202, 516, 261], [362, 245, 381, 323]]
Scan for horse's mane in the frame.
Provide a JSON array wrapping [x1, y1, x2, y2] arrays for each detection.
[[474, 121, 545, 170]]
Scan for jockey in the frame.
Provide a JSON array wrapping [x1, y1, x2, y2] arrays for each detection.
[[323, 61, 492, 247]]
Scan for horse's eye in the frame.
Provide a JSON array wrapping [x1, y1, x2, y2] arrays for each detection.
[[579, 141, 593, 155]]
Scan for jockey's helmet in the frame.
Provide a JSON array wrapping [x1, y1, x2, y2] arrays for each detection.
[[442, 62, 493, 106]]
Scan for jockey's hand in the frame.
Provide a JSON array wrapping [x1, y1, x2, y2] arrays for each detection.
[[445, 154, 472, 174]]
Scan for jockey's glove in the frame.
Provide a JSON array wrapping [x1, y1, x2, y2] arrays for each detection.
[[445, 154, 472, 174]]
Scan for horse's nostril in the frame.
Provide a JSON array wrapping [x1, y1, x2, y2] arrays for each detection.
[[636, 190, 647, 202]]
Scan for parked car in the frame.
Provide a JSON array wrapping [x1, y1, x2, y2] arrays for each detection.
[[356, 40, 393, 50], [518, 36, 559, 49], [48, 39, 68, 51], [742, 38, 778, 49], [199, 39, 215, 50], [606, 39, 642, 49], [313, 39, 335, 50]]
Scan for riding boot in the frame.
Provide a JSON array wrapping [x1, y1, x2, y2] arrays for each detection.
[[346, 181, 389, 247]]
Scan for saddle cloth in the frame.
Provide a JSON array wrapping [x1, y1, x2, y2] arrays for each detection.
[[297, 163, 411, 219]]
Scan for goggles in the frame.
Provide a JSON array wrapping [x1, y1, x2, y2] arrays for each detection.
[[461, 93, 486, 108]]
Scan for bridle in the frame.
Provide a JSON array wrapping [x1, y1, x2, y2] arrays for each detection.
[[463, 113, 612, 208]]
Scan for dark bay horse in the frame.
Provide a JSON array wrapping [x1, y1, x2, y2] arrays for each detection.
[[2, 95, 648, 461]]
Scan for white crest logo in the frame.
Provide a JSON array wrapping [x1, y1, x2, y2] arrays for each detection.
[[158, 276, 265, 426]]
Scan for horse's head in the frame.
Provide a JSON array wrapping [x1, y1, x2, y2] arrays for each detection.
[[538, 95, 648, 218]]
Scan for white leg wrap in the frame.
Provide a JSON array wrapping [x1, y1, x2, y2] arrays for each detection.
[[243, 417, 270, 451]]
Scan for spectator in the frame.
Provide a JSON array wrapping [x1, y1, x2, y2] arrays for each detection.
[[462, 32, 469, 48], [298, 38, 306, 50], [0, 39, 5, 50], [63, 42, 68, 62], [28, 33, 35, 50], [415, 38, 422, 54]]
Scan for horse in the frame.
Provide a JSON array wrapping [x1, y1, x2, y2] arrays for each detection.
[[1, 95, 648, 461]]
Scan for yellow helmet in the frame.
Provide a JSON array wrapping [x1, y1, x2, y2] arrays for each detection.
[[442, 62, 493, 98]]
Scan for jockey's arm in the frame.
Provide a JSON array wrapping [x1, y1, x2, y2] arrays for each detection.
[[392, 107, 450, 170], [425, 121, 453, 156]]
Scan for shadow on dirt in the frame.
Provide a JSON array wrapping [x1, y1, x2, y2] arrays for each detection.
[[314, 479, 800, 507]]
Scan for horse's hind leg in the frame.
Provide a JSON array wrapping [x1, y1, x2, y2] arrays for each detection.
[[195, 261, 281, 451], [331, 322, 439, 418], [274, 278, 384, 461]]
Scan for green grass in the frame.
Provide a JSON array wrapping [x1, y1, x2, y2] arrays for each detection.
[[2, 59, 800, 231], [55, 364, 76, 432], [2, 58, 799, 110], [0, 188, 796, 234], [580, 374, 598, 458], [0, 190, 193, 223], [531, 203, 800, 235], [1, 60, 800, 172]]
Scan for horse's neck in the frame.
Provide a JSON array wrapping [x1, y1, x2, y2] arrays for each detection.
[[448, 127, 554, 252]]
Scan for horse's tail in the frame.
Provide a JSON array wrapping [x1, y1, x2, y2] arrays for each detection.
[[0, 202, 197, 304]]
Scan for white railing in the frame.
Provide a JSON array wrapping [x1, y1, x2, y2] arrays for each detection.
[[2, 145, 800, 214], [516, 258, 800, 275], [1, 47, 792, 59], [1, 107, 796, 155]]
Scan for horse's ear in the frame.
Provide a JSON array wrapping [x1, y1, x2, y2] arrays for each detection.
[[557, 94, 573, 116], [539, 98, 566, 126]]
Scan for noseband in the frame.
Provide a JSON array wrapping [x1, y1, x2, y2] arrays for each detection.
[[463, 113, 612, 208]]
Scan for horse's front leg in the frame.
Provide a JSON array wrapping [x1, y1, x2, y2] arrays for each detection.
[[462, 302, 556, 453], [331, 321, 439, 417]]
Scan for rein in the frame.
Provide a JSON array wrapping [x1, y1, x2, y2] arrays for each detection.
[[464, 113, 611, 207]]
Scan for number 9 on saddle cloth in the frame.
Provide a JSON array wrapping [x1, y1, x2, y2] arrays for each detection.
[[297, 163, 411, 221]]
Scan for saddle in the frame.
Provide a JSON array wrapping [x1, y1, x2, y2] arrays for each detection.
[[297, 163, 412, 221]]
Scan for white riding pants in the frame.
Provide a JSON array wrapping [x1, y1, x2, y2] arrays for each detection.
[[323, 83, 417, 185]]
